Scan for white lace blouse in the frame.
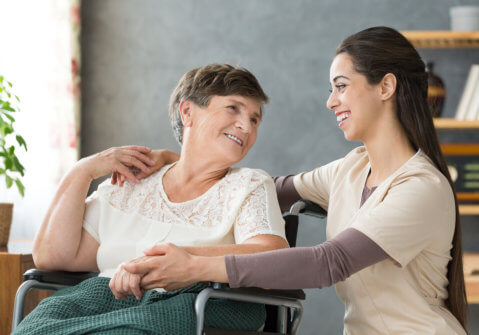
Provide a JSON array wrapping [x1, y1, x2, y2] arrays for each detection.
[[82, 164, 286, 278]]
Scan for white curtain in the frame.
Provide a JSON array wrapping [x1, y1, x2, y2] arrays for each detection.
[[0, 0, 81, 238]]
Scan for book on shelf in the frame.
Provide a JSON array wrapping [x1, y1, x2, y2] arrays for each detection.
[[468, 81, 479, 121], [455, 64, 479, 120]]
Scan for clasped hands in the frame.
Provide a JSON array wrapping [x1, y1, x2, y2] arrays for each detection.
[[109, 243, 197, 300]]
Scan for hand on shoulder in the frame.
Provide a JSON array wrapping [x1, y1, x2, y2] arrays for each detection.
[[76, 146, 156, 183], [112, 149, 180, 186]]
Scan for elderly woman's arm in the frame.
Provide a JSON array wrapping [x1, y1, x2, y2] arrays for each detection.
[[33, 146, 155, 271], [33, 162, 98, 271], [181, 234, 288, 256]]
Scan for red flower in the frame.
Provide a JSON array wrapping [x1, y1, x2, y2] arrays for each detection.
[[70, 5, 81, 25], [71, 59, 78, 78]]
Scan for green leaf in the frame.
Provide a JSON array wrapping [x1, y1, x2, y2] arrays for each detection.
[[15, 179, 24, 197], [3, 124, 13, 136], [4, 157, 12, 170], [13, 156, 24, 176], [16, 135, 27, 151], [3, 113, 14, 122], [5, 175, 12, 188], [1, 106, 15, 112], [0, 76, 26, 197]]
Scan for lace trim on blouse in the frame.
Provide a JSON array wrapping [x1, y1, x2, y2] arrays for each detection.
[[95, 164, 275, 241]]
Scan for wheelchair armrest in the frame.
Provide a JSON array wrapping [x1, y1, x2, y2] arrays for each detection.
[[209, 282, 305, 300], [289, 199, 327, 218], [23, 268, 99, 286]]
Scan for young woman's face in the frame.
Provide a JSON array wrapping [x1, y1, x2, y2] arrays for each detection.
[[326, 53, 384, 142]]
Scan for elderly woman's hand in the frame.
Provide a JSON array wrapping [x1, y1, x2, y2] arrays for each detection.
[[112, 149, 180, 187], [122, 243, 198, 291], [77, 146, 156, 184], [109, 261, 145, 300]]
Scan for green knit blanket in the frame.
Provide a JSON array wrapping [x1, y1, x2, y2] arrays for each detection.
[[14, 277, 265, 335]]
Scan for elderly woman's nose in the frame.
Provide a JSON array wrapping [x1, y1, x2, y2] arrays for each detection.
[[235, 115, 252, 132]]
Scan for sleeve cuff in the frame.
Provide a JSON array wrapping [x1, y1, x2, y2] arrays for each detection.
[[225, 255, 240, 288], [292, 174, 307, 199], [352, 225, 403, 268], [82, 220, 100, 243]]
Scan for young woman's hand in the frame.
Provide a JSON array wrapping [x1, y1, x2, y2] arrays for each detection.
[[122, 243, 198, 291], [111, 149, 180, 187], [77, 146, 155, 184], [109, 263, 144, 300]]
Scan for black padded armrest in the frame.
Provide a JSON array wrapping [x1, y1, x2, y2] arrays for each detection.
[[299, 200, 327, 218], [23, 268, 99, 286], [209, 282, 305, 300]]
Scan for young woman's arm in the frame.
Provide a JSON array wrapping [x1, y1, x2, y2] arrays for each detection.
[[33, 146, 155, 271], [224, 227, 388, 289], [109, 234, 289, 300], [122, 227, 388, 291], [273, 175, 302, 212]]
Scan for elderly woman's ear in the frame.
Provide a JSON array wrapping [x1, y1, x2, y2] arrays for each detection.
[[179, 100, 194, 128]]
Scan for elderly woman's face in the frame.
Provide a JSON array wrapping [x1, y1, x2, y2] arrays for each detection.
[[183, 95, 261, 166]]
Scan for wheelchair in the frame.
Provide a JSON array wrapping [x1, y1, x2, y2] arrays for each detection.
[[12, 200, 326, 335]]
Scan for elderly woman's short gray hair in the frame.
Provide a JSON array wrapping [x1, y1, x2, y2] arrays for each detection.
[[168, 63, 269, 144]]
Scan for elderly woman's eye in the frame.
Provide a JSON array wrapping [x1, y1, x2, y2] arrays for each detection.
[[250, 118, 258, 125]]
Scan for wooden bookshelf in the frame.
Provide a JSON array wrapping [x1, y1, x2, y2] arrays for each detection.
[[402, 30, 479, 305], [434, 118, 479, 129], [464, 253, 479, 303], [402, 31, 479, 48], [459, 205, 479, 216]]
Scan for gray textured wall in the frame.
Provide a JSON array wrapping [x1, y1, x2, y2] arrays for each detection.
[[81, 1, 479, 333]]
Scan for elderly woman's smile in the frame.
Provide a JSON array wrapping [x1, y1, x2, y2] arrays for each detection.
[[224, 133, 243, 146]]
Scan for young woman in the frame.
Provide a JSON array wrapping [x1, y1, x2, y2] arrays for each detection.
[[116, 27, 468, 334]]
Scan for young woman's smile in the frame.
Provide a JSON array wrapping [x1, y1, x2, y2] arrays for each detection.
[[336, 110, 351, 128]]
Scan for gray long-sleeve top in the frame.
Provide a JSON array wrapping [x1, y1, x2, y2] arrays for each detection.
[[225, 175, 389, 289]]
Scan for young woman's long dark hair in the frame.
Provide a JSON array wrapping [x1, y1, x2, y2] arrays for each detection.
[[336, 26, 468, 329]]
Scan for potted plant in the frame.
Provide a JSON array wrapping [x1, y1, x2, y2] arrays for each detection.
[[0, 75, 27, 247]]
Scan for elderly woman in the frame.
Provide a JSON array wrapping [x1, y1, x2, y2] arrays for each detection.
[[15, 64, 288, 334]]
